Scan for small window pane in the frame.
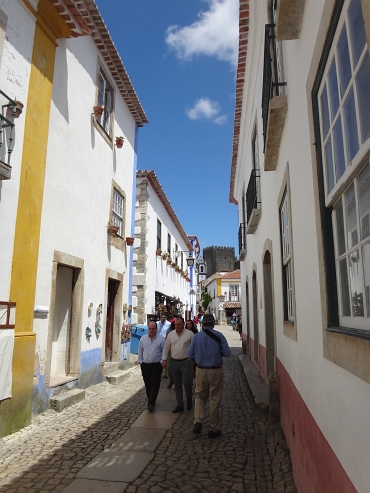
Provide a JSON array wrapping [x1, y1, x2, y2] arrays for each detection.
[[324, 137, 335, 192], [348, 0, 367, 67], [335, 199, 346, 255], [358, 163, 370, 240], [356, 53, 370, 143], [343, 87, 359, 162], [345, 184, 358, 248], [362, 242, 370, 317], [333, 116, 346, 180], [337, 25, 352, 97], [339, 258, 351, 316], [320, 85, 330, 138], [328, 59, 340, 118], [348, 249, 364, 316]]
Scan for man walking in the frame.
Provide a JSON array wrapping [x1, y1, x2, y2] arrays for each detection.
[[187, 313, 231, 438], [138, 320, 165, 412], [156, 313, 171, 337], [162, 316, 194, 413]]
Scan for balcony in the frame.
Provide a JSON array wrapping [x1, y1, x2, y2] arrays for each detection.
[[276, 0, 305, 41], [261, 23, 287, 172], [246, 169, 261, 234], [238, 223, 247, 260], [0, 90, 22, 180]]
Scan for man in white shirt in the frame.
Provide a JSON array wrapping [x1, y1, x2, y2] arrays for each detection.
[[162, 316, 194, 413], [138, 321, 165, 412]]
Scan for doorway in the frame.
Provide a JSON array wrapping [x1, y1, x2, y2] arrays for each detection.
[[50, 265, 73, 380], [263, 250, 276, 376], [245, 279, 250, 356], [252, 270, 259, 365], [106, 278, 120, 362]]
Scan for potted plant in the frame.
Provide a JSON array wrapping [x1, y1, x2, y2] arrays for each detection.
[[115, 136, 124, 148], [93, 105, 104, 118], [126, 237, 135, 246], [156, 248, 162, 256], [107, 221, 119, 237], [14, 101, 23, 118], [161, 252, 168, 260], [166, 258, 172, 266]]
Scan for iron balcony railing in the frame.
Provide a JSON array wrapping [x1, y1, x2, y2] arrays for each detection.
[[261, 22, 287, 150], [238, 222, 246, 255], [246, 169, 261, 224]]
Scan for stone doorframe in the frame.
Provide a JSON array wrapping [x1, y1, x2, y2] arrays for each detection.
[[45, 251, 84, 387], [103, 268, 123, 363]]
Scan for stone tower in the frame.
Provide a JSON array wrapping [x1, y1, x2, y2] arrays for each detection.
[[203, 246, 236, 278]]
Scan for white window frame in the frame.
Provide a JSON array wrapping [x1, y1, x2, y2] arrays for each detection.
[[318, 0, 370, 330], [112, 188, 124, 237], [280, 190, 294, 322], [97, 67, 114, 138]]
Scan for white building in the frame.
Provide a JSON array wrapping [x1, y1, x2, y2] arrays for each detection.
[[134, 170, 194, 324], [200, 270, 241, 322], [0, 0, 148, 436], [230, 0, 370, 491]]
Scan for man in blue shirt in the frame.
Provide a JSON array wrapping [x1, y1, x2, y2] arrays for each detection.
[[187, 313, 231, 438], [156, 313, 171, 338], [138, 320, 165, 412]]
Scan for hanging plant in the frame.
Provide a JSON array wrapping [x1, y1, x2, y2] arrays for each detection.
[[115, 136, 124, 148]]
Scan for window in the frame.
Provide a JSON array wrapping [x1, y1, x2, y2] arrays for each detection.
[[175, 244, 178, 265], [157, 220, 162, 250], [230, 285, 239, 301], [112, 188, 124, 237], [97, 68, 114, 137], [167, 234, 171, 256], [316, 0, 370, 330], [319, 0, 370, 199], [280, 190, 294, 321]]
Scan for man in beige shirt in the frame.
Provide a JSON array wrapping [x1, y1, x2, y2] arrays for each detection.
[[162, 316, 194, 413]]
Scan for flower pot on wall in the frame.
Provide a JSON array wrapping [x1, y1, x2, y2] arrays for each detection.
[[166, 259, 171, 266], [115, 136, 124, 148], [108, 223, 119, 237], [156, 249, 162, 256], [93, 105, 104, 118], [126, 237, 135, 246], [14, 101, 23, 118]]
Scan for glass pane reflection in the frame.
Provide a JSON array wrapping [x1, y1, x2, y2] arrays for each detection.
[[348, 249, 364, 316]]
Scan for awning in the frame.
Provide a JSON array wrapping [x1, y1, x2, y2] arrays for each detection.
[[224, 302, 241, 309]]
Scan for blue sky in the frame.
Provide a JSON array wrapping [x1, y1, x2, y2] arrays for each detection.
[[95, 0, 239, 255]]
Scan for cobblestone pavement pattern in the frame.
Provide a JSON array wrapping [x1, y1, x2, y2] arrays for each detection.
[[0, 326, 297, 493]]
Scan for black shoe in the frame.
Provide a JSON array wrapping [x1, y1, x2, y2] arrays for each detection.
[[148, 404, 154, 412], [208, 430, 222, 439], [193, 422, 202, 434], [187, 399, 193, 410], [172, 406, 184, 413]]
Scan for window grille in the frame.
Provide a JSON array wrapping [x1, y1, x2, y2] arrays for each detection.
[[97, 69, 114, 137]]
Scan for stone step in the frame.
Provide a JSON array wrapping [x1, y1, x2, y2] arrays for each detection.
[[50, 388, 85, 412], [105, 369, 132, 385], [238, 354, 269, 422]]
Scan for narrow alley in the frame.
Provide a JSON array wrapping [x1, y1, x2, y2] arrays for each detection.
[[0, 327, 297, 493]]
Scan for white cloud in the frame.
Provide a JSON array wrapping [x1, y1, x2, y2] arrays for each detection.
[[186, 97, 227, 124], [165, 0, 239, 67]]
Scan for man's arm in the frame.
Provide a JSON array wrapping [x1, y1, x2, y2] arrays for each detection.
[[138, 337, 144, 364]]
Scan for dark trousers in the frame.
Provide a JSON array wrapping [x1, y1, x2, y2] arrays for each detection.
[[170, 358, 192, 407], [140, 362, 163, 406]]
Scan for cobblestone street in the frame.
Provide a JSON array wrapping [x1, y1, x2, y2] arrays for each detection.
[[0, 327, 297, 493]]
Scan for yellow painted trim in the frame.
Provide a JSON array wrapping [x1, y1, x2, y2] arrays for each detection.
[[217, 278, 222, 297], [9, 22, 56, 334]]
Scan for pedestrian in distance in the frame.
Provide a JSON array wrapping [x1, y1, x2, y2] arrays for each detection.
[[162, 315, 194, 413], [231, 312, 237, 330], [237, 315, 243, 340], [138, 320, 165, 412], [185, 319, 198, 334], [187, 313, 231, 439]]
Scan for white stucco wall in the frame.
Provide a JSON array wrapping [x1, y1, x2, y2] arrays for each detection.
[[0, 0, 35, 300], [34, 35, 137, 356], [136, 177, 190, 318], [235, 1, 370, 491]]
